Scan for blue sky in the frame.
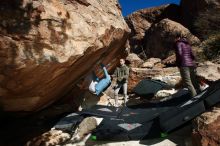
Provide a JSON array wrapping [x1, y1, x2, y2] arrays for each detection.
[[118, 0, 181, 16]]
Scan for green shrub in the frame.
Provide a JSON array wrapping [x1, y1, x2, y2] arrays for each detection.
[[200, 34, 220, 60], [194, 8, 220, 39], [194, 8, 220, 60]]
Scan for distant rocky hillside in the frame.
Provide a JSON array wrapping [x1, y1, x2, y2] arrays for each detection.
[[180, 0, 220, 37], [126, 4, 181, 57], [126, 0, 220, 61]]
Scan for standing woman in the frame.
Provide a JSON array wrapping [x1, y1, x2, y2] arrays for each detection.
[[174, 33, 200, 97]]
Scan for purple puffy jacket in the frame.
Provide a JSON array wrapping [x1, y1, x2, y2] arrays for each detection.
[[175, 38, 195, 67]]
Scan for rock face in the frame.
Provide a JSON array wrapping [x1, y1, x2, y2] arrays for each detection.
[[128, 67, 180, 92], [126, 4, 181, 55], [141, 58, 162, 68], [144, 19, 200, 59], [126, 53, 144, 67], [26, 129, 71, 146], [0, 0, 129, 112], [79, 91, 110, 110], [192, 103, 220, 146], [180, 0, 220, 33], [196, 61, 220, 82], [162, 54, 176, 66]]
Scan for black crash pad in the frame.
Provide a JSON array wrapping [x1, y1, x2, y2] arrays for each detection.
[[53, 113, 84, 132], [81, 105, 122, 118], [159, 90, 207, 133], [92, 106, 169, 141], [53, 80, 220, 140], [133, 79, 170, 98], [119, 106, 171, 123], [203, 80, 220, 107], [92, 117, 159, 141], [129, 89, 190, 108]]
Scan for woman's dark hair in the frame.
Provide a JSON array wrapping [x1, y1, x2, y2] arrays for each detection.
[[125, 59, 131, 65], [175, 32, 182, 38]]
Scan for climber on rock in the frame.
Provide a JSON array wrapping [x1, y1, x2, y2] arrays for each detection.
[[79, 63, 111, 96]]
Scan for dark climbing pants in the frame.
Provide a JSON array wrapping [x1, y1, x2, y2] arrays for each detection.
[[179, 67, 200, 97]]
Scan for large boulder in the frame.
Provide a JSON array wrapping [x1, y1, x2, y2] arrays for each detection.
[[126, 53, 144, 67], [128, 68, 162, 92], [126, 4, 181, 55], [180, 0, 220, 35], [0, 0, 129, 112], [196, 61, 220, 82], [128, 67, 180, 92], [144, 18, 200, 59], [192, 104, 220, 146], [141, 58, 162, 68]]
